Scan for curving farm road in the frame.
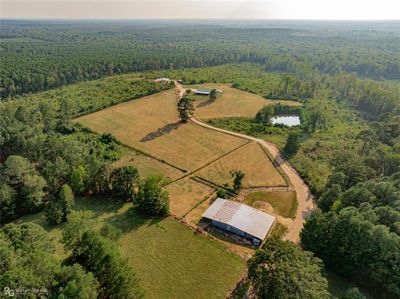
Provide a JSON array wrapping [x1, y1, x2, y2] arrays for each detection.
[[175, 81, 315, 243]]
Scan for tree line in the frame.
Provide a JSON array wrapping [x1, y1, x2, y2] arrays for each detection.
[[1, 20, 399, 99]]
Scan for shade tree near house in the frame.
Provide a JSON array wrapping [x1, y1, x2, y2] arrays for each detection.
[[209, 89, 218, 102]]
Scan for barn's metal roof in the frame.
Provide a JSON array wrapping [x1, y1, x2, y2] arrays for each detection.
[[202, 198, 276, 240], [195, 89, 211, 94]]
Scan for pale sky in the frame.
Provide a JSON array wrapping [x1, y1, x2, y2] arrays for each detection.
[[1, 0, 400, 20]]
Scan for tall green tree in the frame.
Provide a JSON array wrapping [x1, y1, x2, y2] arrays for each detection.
[[111, 166, 139, 197], [284, 133, 301, 155], [45, 184, 75, 225], [248, 237, 329, 299], [1, 155, 47, 217], [230, 170, 245, 191], [68, 230, 143, 298], [177, 96, 195, 123], [134, 175, 169, 216], [70, 165, 86, 195], [301, 208, 400, 298], [0, 184, 16, 222], [62, 211, 98, 251], [255, 105, 275, 126], [209, 89, 218, 102], [53, 264, 99, 299], [1, 223, 99, 298]]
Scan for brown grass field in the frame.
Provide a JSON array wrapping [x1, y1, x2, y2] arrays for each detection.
[[166, 177, 215, 218], [195, 142, 286, 188], [76, 89, 247, 171], [243, 190, 298, 219], [114, 146, 184, 181], [187, 83, 301, 119]]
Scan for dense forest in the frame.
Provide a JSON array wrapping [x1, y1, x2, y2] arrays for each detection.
[[1, 20, 400, 298], [1, 20, 399, 98]]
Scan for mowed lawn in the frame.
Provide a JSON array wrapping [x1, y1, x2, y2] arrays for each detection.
[[16, 197, 245, 299], [166, 177, 215, 218], [188, 83, 301, 120], [196, 142, 286, 188], [75, 89, 246, 171], [243, 191, 298, 219]]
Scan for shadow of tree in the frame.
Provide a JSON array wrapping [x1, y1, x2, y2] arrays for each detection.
[[302, 207, 314, 220], [197, 98, 215, 108], [74, 196, 126, 217], [140, 121, 182, 142], [273, 157, 285, 167], [106, 207, 162, 234]]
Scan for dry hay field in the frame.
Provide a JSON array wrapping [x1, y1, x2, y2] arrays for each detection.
[[187, 83, 301, 120], [114, 146, 184, 181], [76, 89, 247, 171], [76, 85, 293, 222], [166, 177, 215, 218], [195, 141, 286, 188]]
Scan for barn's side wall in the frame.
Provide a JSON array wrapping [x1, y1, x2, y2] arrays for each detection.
[[211, 220, 260, 242]]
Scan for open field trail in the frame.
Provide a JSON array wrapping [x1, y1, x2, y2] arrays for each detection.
[[174, 81, 315, 243]]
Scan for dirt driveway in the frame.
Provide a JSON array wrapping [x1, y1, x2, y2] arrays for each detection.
[[175, 81, 315, 243]]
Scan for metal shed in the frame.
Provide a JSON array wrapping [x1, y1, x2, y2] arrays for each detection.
[[202, 198, 276, 245], [194, 89, 212, 95], [194, 89, 222, 95]]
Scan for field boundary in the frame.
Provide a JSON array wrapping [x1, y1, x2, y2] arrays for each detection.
[[258, 143, 290, 187], [72, 85, 174, 118], [166, 140, 251, 186], [76, 123, 188, 174], [190, 117, 251, 143], [117, 142, 189, 174], [179, 183, 216, 219], [191, 176, 236, 195], [190, 118, 290, 186]]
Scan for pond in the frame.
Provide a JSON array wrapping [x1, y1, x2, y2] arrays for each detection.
[[271, 115, 300, 127]]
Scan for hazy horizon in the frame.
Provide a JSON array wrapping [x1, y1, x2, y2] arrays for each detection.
[[1, 0, 399, 20]]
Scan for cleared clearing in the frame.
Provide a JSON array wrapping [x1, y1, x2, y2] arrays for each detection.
[[196, 142, 286, 188], [187, 83, 301, 119], [166, 178, 215, 218], [114, 146, 184, 181], [243, 191, 298, 219], [16, 197, 245, 299], [76, 89, 246, 171]]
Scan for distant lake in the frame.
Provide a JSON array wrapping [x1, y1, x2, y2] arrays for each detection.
[[271, 115, 300, 127]]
